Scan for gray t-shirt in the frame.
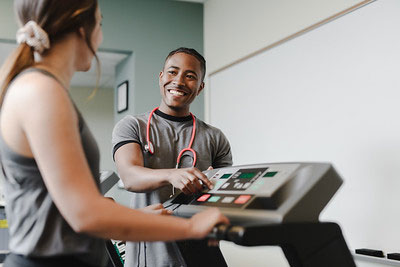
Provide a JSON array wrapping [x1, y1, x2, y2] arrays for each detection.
[[0, 69, 108, 266], [112, 109, 232, 267]]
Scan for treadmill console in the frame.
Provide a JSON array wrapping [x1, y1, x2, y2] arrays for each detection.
[[164, 162, 342, 224]]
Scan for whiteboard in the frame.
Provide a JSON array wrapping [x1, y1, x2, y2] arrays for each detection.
[[209, 0, 400, 253]]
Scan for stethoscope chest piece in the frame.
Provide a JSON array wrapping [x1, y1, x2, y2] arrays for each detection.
[[144, 141, 154, 154]]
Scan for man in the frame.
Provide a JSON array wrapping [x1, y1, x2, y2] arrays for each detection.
[[112, 47, 232, 267]]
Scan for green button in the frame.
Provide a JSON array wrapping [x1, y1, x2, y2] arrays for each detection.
[[208, 196, 221, 202], [220, 174, 232, 179], [215, 180, 225, 188], [263, 171, 278, 177]]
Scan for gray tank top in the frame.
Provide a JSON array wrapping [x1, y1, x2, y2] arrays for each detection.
[[0, 68, 108, 266]]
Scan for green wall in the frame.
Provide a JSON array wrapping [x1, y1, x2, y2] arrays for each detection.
[[98, 0, 204, 120], [0, 0, 204, 120], [0, 1, 18, 39]]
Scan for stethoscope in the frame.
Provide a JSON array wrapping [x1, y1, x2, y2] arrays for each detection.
[[144, 107, 197, 168]]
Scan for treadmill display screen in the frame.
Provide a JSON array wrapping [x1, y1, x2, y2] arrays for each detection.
[[218, 168, 268, 191], [238, 172, 256, 179]]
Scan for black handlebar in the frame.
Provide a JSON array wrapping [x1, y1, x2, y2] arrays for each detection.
[[207, 224, 245, 243]]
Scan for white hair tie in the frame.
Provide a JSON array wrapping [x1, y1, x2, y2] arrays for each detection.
[[16, 20, 50, 53]]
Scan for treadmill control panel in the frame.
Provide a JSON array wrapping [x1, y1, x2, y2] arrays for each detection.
[[170, 163, 298, 210], [164, 162, 342, 224]]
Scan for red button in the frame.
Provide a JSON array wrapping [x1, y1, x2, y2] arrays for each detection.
[[234, 195, 252, 204], [197, 194, 211, 202]]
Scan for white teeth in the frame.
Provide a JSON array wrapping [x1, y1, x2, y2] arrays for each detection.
[[169, 89, 185, 96]]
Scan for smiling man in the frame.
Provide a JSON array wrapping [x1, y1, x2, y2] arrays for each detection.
[[112, 47, 233, 267]]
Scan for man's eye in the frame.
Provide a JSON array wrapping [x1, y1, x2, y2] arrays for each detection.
[[168, 71, 176, 75], [187, 75, 196, 79]]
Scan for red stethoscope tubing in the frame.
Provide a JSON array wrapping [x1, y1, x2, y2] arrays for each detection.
[[146, 107, 197, 167]]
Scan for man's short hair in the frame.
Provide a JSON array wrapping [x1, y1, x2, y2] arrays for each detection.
[[165, 47, 206, 81]]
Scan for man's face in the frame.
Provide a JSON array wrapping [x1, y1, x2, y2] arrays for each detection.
[[159, 52, 204, 115]]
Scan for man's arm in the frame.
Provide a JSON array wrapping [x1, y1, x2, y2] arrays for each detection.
[[114, 143, 213, 194]]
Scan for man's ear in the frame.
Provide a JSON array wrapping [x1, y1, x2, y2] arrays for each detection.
[[197, 82, 205, 95], [159, 71, 163, 87]]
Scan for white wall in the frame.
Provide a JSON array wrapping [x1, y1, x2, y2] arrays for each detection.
[[204, 1, 383, 267], [204, 0, 363, 74], [204, 0, 364, 122]]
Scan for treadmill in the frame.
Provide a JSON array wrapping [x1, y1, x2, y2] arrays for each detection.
[[163, 162, 356, 267]]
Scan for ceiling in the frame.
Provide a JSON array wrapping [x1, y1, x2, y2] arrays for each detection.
[[0, 41, 129, 89]]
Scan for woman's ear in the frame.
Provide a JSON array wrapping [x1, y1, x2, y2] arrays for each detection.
[[78, 27, 86, 39]]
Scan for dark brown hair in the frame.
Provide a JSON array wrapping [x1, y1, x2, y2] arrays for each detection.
[[0, 0, 99, 105], [165, 47, 206, 82]]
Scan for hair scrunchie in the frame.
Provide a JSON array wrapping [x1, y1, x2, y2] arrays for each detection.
[[16, 21, 50, 53]]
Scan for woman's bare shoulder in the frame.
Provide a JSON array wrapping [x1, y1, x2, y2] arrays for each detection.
[[2, 70, 78, 138], [6, 70, 73, 115]]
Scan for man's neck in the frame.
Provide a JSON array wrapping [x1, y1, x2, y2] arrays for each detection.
[[155, 109, 193, 122], [158, 104, 190, 117]]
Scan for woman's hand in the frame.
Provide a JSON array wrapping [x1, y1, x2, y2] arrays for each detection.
[[187, 208, 229, 239], [140, 203, 172, 215]]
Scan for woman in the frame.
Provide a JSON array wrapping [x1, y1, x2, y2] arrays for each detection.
[[0, 0, 229, 266]]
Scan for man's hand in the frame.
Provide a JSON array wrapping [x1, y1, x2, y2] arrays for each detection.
[[168, 167, 213, 195]]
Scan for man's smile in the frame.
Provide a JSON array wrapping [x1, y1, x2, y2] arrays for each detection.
[[167, 88, 188, 96]]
